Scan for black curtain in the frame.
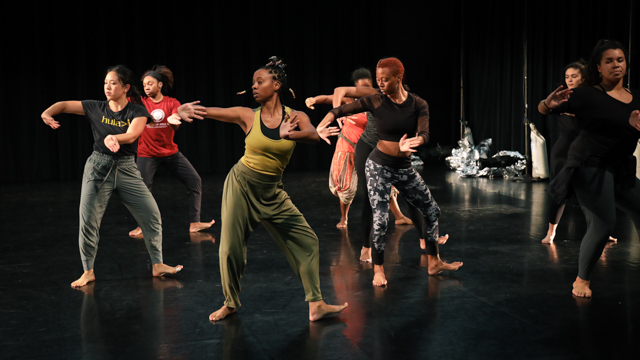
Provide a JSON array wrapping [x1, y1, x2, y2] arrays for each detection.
[[1, 1, 637, 184]]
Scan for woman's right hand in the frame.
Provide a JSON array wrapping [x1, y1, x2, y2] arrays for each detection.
[[305, 97, 317, 110], [177, 101, 207, 122], [316, 125, 340, 145], [42, 112, 60, 129], [546, 85, 572, 108]]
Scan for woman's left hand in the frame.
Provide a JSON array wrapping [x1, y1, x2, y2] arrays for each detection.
[[167, 113, 182, 125], [629, 110, 640, 131], [280, 113, 300, 139], [104, 135, 120, 153], [398, 134, 421, 153]]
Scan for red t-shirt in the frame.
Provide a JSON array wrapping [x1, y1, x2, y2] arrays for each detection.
[[137, 96, 181, 158]]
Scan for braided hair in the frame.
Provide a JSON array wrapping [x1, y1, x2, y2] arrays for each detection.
[[106, 65, 143, 105], [141, 65, 175, 95], [260, 56, 295, 99]]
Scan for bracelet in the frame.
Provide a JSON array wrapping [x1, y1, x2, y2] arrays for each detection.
[[541, 100, 552, 113]]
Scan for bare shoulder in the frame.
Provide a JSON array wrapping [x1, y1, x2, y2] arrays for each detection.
[[290, 109, 310, 121]]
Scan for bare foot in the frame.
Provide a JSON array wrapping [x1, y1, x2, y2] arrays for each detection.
[[395, 216, 414, 225], [427, 255, 463, 275], [210, 305, 236, 321], [152, 263, 183, 277], [336, 219, 348, 229], [71, 270, 95, 288], [190, 220, 215, 233], [129, 227, 143, 238], [359, 247, 371, 262], [608, 236, 617, 242], [309, 300, 348, 321], [373, 265, 387, 287], [572, 276, 592, 297], [541, 233, 555, 244], [421, 235, 448, 250]]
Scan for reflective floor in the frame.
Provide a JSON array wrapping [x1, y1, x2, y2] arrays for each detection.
[[2, 164, 639, 359]]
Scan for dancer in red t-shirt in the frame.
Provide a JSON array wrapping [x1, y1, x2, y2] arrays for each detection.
[[129, 65, 214, 237]]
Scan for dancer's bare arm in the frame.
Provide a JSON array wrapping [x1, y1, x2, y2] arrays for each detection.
[[41, 101, 85, 129]]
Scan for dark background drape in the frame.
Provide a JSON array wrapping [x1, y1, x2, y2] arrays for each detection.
[[1, 0, 637, 183]]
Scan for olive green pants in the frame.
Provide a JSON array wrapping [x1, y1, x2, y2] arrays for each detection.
[[219, 161, 322, 308], [79, 151, 163, 270]]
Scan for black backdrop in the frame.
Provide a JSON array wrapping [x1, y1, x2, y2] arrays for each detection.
[[1, 0, 637, 183]]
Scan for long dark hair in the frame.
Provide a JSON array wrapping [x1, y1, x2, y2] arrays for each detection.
[[586, 39, 629, 86], [106, 65, 143, 105], [141, 65, 175, 95], [562, 59, 588, 88]]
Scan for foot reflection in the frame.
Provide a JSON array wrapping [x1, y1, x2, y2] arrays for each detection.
[[190, 232, 215, 243]]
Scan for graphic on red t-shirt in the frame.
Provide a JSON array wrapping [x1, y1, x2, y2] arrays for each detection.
[[137, 97, 181, 158]]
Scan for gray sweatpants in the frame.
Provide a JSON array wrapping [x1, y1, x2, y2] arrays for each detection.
[[79, 151, 163, 270]]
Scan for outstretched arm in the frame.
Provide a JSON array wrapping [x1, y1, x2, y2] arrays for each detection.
[[280, 111, 339, 144], [332, 86, 378, 107], [41, 101, 85, 129], [538, 85, 572, 115], [177, 101, 254, 133]]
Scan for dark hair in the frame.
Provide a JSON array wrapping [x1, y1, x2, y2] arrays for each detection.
[[351, 68, 372, 85], [106, 65, 143, 105], [142, 65, 175, 95], [562, 59, 588, 87], [586, 39, 629, 86], [259, 56, 292, 99]]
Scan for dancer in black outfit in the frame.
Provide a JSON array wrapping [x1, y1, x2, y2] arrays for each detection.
[[539, 40, 640, 297], [318, 57, 462, 286]]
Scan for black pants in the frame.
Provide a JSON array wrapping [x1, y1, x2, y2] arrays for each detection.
[[137, 151, 203, 223], [572, 166, 640, 280]]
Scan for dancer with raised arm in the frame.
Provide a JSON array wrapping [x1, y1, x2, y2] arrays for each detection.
[[41, 65, 183, 288], [128, 65, 214, 238], [318, 57, 462, 286], [177, 57, 347, 321], [539, 40, 640, 297], [541, 60, 617, 244]]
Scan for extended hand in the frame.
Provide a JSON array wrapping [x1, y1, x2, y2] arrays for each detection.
[[546, 85, 572, 108], [398, 134, 421, 153], [167, 113, 182, 125], [280, 113, 300, 139], [104, 135, 120, 153], [42, 113, 60, 129], [177, 101, 207, 122], [305, 97, 317, 110], [316, 125, 340, 145]]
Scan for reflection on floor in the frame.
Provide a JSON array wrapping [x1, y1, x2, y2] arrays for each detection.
[[1, 165, 639, 359]]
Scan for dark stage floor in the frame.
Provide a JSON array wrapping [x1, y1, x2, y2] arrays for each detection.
[[2, 164, 639, 360]]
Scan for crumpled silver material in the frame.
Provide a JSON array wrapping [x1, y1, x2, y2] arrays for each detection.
[[445, 128, 526, 179]]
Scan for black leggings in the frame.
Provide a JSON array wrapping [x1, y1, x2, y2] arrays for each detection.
[[572, 166, 640, 280]]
